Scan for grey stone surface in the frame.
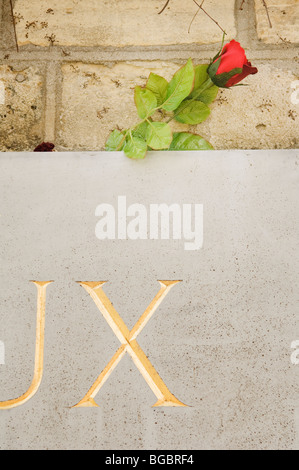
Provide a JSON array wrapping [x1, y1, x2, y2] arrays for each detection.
[[0, 150, 298, 450]]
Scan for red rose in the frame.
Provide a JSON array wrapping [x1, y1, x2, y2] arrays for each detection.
[[208, 40, 258, 88]]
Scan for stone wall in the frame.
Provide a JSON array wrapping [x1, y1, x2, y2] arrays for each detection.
[[0, 0, 298, 151]]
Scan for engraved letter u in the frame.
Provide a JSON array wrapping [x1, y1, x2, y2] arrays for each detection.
[[0, 281, 52, 410]]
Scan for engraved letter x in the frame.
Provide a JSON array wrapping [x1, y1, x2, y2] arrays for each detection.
[[73, 281, 187, 408]]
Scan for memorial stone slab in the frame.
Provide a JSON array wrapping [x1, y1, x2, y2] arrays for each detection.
[[0, 150, 298, 450]]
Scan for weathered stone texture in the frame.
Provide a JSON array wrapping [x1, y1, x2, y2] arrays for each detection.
[[59, 62, 298, 151], [0, 66, 44, 151], [59, 61, 180, 150], [200, 64, 299, 150], [0, 1, 298, 151], [14, 0, 236, 47], [255, 0, 299, 44]]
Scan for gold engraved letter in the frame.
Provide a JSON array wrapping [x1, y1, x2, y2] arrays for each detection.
[[0, 281, 52, 410], [73, 281, 188, 408]]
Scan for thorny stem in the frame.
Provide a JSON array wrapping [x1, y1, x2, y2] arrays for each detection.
[[10, 0, 19, 52]]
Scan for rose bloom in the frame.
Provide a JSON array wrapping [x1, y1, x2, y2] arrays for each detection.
[[208, 40, 258, 88]]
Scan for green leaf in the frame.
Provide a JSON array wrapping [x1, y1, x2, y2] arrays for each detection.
[[132, 121, 149, 140], [174, 100, 210, 125], [162, 59, 195, 112], [134, 86, 157, 119], [169, 132, 214, 151], [146, 122, 173, 150], [105, 129, 125, 151], [189, 65, 219, 104], [193, 64, 209, 91], [196, 85, 219, 104], [124, 135, 148, 159], [146, 73, 168, 107]]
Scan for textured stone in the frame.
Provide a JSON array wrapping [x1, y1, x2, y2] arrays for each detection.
[[200, 64, 299, 150], [254, 0, 299, 44], [59, 62, 298, 151], [0, 150, 298, 449], [14, 0, 236, 47], [296, 408, 299, 449], [0, 65, 44, 151], [59, 61, 180, 150]]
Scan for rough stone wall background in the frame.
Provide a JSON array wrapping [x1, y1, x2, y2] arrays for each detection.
[[0, 0, 298, 151]]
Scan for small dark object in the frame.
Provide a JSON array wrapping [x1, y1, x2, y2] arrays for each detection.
[[34, 142, 55, 152], [158, 0, 170, 14]]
